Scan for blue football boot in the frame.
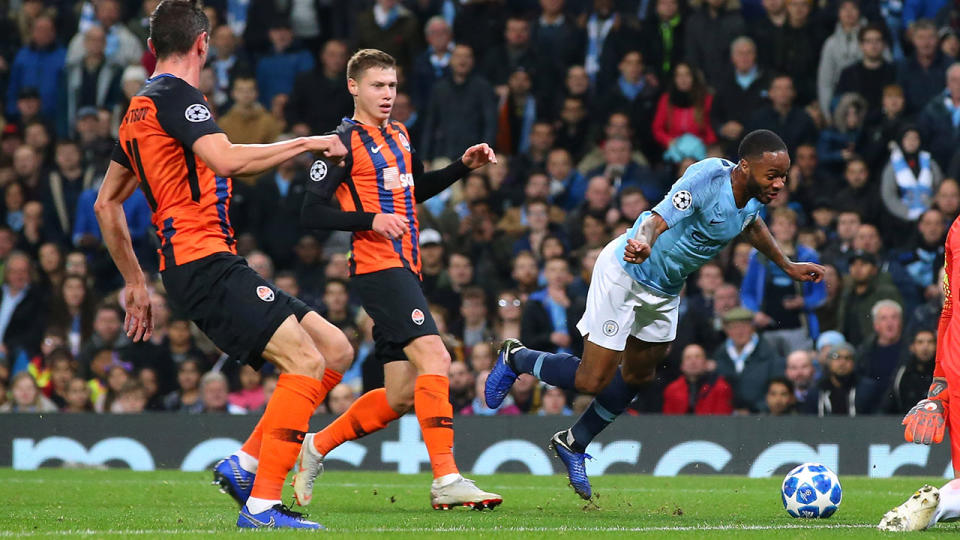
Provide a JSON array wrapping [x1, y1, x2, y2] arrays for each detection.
[[549, 430, 593, 500], [485, 338, 525, 408], [237, 503, 324, 529], [212, 455, 254, 507]]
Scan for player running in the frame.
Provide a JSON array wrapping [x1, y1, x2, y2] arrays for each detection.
[[293, 49, 502, 510], [97, 0, 352, 530], [485, 130, 825, 500], [878, 217, 960, 532]]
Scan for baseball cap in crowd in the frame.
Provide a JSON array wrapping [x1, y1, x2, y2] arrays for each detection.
[[848, 249, 877, 266], [76, 106, 99, 120], [722, 306, 754, 324], [419, 228, 442, 247], [816, 330, 846, 352], [828, 342, 856, 359]]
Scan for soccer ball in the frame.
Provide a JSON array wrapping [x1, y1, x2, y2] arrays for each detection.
[[780, 462, 842, 518]]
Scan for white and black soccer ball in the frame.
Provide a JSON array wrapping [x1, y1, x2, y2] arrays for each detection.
[[781, 462, 842, 518]]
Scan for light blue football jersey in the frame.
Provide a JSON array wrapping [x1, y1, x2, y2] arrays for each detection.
[[615, 158, 764, 296]]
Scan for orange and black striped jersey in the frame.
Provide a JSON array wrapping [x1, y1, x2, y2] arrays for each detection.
[[302, 118, 469, 277], [112, 74, 235, 271]]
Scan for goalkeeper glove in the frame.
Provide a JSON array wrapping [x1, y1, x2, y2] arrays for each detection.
[[902, 378, 948, 445]]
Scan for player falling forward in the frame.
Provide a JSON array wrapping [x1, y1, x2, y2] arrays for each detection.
[[292, 49, 501, 510], [97, 0, 353, 530], [485, 130, 825, 499], [878, 216, 960, 532]]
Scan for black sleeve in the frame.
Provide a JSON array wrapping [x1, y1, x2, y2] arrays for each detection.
[[153, 80, 224, 147], [300, 153, 377, 231], [111, 141, 133, 171], [413, 153, 472, 202]]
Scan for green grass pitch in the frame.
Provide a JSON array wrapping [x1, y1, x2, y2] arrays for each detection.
[[2, 469, 960, 538]]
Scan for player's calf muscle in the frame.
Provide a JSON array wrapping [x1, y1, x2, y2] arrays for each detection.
[[574, 367, 615, 394]]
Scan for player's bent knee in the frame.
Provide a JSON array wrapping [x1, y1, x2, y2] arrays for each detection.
[[574, 371, 609, 395], [405, 335, 450, 375], [326, 332, 354, 373]]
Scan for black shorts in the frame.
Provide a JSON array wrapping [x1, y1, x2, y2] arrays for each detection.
[[161, 252, 312, 370], [352, 267, 438, 363]]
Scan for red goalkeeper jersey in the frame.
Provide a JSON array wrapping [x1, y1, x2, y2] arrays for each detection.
[[937, 216, 960, 378]]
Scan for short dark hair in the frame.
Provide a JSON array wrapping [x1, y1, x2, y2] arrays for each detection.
[[738, 129, 787, 160], [347, 49, 396, 81], [149, 0, 210, 59], [767, 376, 795, 394], [858, 23, 885, 43], [325, 277, 348, 291]]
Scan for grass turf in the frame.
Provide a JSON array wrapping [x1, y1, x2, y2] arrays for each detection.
[[1, 469, 959, 538]]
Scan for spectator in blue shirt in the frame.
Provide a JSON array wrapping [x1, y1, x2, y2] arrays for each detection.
[[255, 18, 314, 108], [7, 14, 66, 122]]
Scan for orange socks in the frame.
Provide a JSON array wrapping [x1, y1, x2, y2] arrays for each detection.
[[249, 373, 327, 501], [312, 387, 401, 455], [415, 374, 459, 479], [240, 368, 343, 461]]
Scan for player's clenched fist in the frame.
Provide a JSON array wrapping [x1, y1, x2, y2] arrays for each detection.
[[903, 378, 949, 445], [623, 238, 651, 264], [373, 213, 409, 240], [307, 135, 347, 162]]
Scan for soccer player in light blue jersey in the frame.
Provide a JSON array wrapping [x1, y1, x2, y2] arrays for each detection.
[[485, 130, 826, 499]]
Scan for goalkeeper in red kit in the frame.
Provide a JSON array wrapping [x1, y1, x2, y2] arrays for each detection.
[[879, 216, 960, 531]]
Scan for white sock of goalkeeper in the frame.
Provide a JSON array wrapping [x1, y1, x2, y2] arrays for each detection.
[[930, 478, 960, 527]]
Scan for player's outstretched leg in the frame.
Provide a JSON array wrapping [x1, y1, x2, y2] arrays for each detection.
[[485, 338, 583, 409]]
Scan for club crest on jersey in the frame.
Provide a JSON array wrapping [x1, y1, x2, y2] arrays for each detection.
[[256, 286, 275, 302], [411, 308, 425, 326], [602, 320, 619, 336], [672, 190, 692, 211], [184, 103, 211, 122], [310, 160, 327, 182], [398, 131, 411, 151]]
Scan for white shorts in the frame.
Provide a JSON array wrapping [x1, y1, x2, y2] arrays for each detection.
[[575, 240, 680, 351]]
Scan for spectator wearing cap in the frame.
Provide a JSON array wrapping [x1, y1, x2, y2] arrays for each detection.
[[286, 39, 353, 136], [884, 328, 936, 413], [7, 15, 65, 123], [355, 0, 423, 75], [713, 306, 785, 413], [816, 341, 858, 416], [836, 250, 903, 347], [854, 298, 908, 413], [255, 18, 314, 110], [662, 344, 734, 415], [59, 24, 122, 138], [835, 24, 898, 115], [66, 0, 142, 67], [816, 0, 866, 118], [419, 228, 447, 298], [897, 19, 951, 113]]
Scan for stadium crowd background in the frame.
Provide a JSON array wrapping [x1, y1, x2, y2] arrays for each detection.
[[0, 0, 955, 420]]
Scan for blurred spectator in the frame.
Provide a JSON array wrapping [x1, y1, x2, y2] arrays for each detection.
[[821, 209, 861, 271], [95, 360, 131, 413], [460, 369, 521, 415], [746, 75, 819, 155], [219, 75, 281, 147], [422, 44, 497, 161], [892, 208, 946, 305], [897, 19, 950, 113], [255, 18, 314, 108], [45, 348, 75, 408], [742, 208, 825, 355], [785, 349, 817, 413], [0, 371, 57, 412], [816, 341, 858, 416], [835, 156, 883, 226], [60, 25, 122, 138], [884, 328, 936, 413], [510, 372, 541, 414], [78, 304, 127, 372], [837, 250, 904, 347], [62, 376, 92, 412], [484, 16, 555, 104], [137, 366, 164, 411], [322, 278, 355, 330], [250, 153, 306, 270], [684, 0, 744, 87], [918, 63, 960, 169], [751, 0, 788, 68], [43, 140, 96, 244], [66, 0, 142, 67], [640, 0, 686, 82], [468, 341, 496, 374], [935, 177, 960, 222], [533, 0, 584, 71], [765, 376, 797, 415], [816, 0, 864, 118], [412, 16, 454, 110], [7, 15, 65, 122], [49, 274, 96, 357], [355, 0, 423, 75], [554, 94, 590, 162], [861, 84, 910, 172], [662, 344, 734, 415], [713, 306, 785, 412], [496, 69, 540, 157], [770, 0, 825, 104], [836, 24, 897, 115], [326, 383, 356, 416], [0, 252, 47, 361], [712, 37, 769, 155], [512, 121, 555, 186], [599, 51, 659, 148], [449, 360, 475, 412], [229, 365, 265, 412], [546, 147, 587, 211], [494, 290, 524, 342], [199, 371, 246, 414], [585, 136, 657, 200], [652, 62, 716, 150], [539, 384, 573, 416], [286, 39, 352, 136], [112, 380, 147, 413], [855, 299, 907, 413], [451, 287, 492, 350], [127, 0, 160, 46], [208, 25, 251, 109], [521, 257, 585, 355], [817, 93, 867, 175]]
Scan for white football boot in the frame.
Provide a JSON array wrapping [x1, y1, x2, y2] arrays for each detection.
[[430, 475, 503, 510], [878, 484, 940, 531], [291, 433, 324, 506]]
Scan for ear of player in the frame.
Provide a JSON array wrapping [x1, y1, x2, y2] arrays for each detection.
[[902, 379, 949, 445]]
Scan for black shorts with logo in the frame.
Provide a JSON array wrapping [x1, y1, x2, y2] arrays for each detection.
[[161, 252, 312, 370], [351, 267, 438, 363]]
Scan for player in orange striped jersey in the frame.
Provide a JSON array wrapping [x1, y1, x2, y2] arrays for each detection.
[[295, 49, 502, 510]]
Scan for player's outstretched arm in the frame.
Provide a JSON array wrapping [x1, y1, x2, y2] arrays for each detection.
[[94, 161, 152, 342], [743, 217, 825, 283], [413, 143, 496, 202], [624, 212, 668, 264], [192, 133, 346, 178]]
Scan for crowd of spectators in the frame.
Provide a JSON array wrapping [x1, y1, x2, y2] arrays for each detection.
[[0, 0, 956, 419]]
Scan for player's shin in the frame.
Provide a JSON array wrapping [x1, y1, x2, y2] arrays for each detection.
[[415, 374, 459, 480], [312, 388, 401, 455], [511, 348, 581, 389], [933, 479, 960, 526], [567, 368, 640, 452]]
